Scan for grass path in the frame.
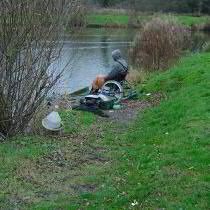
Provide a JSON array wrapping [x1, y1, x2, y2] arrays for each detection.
[[0, 53, 210, 209]]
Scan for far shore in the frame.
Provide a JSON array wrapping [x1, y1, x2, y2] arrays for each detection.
[[85, 13, 210, 31]]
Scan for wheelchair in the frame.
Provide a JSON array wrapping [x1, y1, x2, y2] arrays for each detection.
[[100, 79, 136, 103]]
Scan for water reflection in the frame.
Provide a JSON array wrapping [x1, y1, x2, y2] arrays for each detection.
[[100, 36, 110, 68]]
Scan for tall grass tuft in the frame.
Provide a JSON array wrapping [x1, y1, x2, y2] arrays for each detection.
[[126, 68, 147, 85], [131, 16, 190, 71]]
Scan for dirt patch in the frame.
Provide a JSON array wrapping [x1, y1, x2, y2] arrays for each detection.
[[101, 93, 164, 124], [70, 184, 97, 194], [103, 100, 151, 124]]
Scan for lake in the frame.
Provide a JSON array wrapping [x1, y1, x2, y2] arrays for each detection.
[[52, 28, 210, 94], [52, 28, 136, 94]]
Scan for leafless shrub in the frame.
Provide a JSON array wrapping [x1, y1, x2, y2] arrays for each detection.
[[131, 16, 191, 71], [28, 102, 49, 135], [68, 0, 87, 28], [127, 10, 142, 28], [0, 0, 74, 137]]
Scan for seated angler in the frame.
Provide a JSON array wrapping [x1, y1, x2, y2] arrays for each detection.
[[91, 49, 128, 93]]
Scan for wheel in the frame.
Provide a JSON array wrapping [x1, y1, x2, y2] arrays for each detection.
[[101, 80, 124, 103]]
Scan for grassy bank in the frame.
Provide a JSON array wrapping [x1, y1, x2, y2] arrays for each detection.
[[86, 13, 210, 28], [1, 52, 210, 209], [87, 15, 129, 27], [66, 52, 209, 209]]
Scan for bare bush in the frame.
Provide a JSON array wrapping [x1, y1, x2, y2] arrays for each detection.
[[131, 16, 191, 71], [68, 0, 87, 27], [0, 0, 74, 137]]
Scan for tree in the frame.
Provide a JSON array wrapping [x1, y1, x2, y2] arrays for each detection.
[[105, 0, 210, 14]]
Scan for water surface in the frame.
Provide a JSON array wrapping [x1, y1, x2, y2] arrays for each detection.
[[52, 29, 210, 94], [53, 28, 137, 94]]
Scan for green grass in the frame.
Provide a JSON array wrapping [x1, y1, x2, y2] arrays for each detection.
[[33, 53, 210, 209], [75, 53, 209, 208], [1, 53, 210, 209], [0, 136, 55, 178], [87, 15, 130, 26], [177, 15, 210, 26], [0, 136, 57, 209], [0, 110, 97, 209], [86, 14, 153, 27], [86, 14, 210, 27], [59, 110, 96, 133]]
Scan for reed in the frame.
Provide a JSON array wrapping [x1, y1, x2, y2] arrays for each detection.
[[131, 16, 190, 71]]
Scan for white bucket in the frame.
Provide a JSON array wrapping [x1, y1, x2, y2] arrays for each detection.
[[42, 111, 62, 131]]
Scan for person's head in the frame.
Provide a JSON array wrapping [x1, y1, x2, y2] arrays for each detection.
[[112, 49, 122, 61]]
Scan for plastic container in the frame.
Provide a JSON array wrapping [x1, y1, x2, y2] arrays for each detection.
[[42, 111, 62, 131]]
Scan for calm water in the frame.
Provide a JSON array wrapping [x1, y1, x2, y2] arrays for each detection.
[[52, 28, 136, 94], [51, 29, 210, 94]]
